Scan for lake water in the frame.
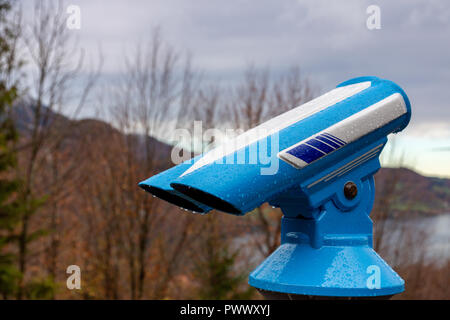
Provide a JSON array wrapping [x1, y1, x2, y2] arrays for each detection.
[[378, 214, 450, 266], [234, 214, 450, 267]]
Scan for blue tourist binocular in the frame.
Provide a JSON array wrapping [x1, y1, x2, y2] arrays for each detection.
[[140, 76, 411, 298]]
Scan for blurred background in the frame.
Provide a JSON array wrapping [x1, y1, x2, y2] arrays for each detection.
[[0, 0, 448, 299]]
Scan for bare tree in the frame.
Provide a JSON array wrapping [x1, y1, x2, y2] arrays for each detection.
[[15, 0, 99, 298], [100, 29, 199, 299]]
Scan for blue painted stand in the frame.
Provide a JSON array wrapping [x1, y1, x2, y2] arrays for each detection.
[[249, 138, 405, 297]]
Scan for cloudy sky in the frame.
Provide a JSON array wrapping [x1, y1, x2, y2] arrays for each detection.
[[22, 0, 450, 177]]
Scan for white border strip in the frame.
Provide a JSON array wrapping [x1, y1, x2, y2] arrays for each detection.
[[278, 93, 407, 169], [180, 81, 371, 177]]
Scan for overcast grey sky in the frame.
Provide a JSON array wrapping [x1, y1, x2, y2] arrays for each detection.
[[60, 0, 450, 121], [21, 0, 450, 177]]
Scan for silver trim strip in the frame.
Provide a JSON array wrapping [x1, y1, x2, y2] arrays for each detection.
[[307, 144, 384, 188]]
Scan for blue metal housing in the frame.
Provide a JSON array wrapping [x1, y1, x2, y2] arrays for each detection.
[[140, 76, 411, 297]]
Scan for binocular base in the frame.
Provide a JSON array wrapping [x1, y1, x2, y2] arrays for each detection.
[[249, 242, 404, 298]]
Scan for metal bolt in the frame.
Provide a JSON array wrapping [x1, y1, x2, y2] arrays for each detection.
[[344, 181, 358, 200]]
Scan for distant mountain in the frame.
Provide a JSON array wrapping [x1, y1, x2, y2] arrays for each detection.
[[375, 167, 450, 217], [11, 99, 70, 133], [11, 100, 174, 169]]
